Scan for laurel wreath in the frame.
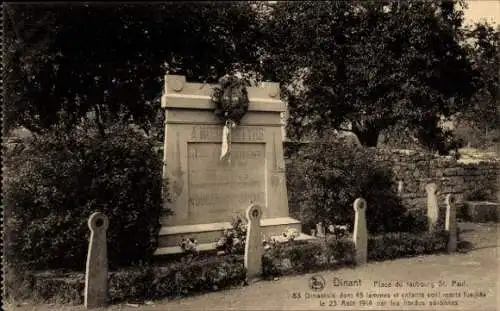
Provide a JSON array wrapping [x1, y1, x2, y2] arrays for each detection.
[[211, 74, 249, 125]]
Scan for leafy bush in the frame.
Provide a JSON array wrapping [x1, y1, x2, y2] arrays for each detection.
[[16, 255, 245, 305], [12, 232, 451, 304], [32, 273, 84, 304], [325, 238, 356, 265], [262, 238, 356, 278], [4, 124, 169, 271], [216, 217, 248, 255], [466, 189, 492, 201], [453, 120, 500, 150], [368, 231, 449, 261], [286, 138, 408, 234], [394, 209, 429, 233], [145, 256, 245, 301]]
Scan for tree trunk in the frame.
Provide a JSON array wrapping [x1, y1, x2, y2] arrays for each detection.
[[352, 126, 380, 147], [94, 104, 106, 138]]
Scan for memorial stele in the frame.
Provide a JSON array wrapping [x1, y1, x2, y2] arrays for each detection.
[[155, 75, 308, 255]]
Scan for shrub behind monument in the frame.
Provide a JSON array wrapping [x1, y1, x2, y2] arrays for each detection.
[[286, 138, 414, 234], [4, 124, 168, 271]]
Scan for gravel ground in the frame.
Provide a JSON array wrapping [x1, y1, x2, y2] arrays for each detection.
[[6, 222, 499, 311]]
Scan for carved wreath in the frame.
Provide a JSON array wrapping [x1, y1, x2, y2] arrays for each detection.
[[211, 74, 249, 125]]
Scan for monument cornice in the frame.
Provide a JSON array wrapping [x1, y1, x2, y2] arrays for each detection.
[[161, 75, 286, 112], [165, 120, 283, 127]]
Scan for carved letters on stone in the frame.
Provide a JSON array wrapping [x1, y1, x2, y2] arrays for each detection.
[[187, 143, 266, 222]]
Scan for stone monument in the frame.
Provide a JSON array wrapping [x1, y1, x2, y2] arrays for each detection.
[[155, 75, 308, 255]]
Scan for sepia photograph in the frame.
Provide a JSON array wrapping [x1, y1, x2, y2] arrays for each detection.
[[2, 1, 499, 310]]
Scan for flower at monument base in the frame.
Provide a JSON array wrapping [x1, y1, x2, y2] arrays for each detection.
[[262, 237, 278, 250], [216, 237, 227, 248], [283, 228, 300, 241], [263, 240, 272, 250], [179, 237, 199, 253], [328, 224, 349, 238]]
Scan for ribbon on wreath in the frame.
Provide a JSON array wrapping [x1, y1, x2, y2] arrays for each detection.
[[220, 119, 237, 162]]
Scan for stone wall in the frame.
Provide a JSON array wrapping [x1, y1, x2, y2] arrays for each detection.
[[283, 143, 499, 212], [373, 149, 499, 211]]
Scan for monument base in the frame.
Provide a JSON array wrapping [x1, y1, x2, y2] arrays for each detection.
[[154, 217, 314, 256]]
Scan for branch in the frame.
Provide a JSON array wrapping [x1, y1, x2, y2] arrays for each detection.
[[5, 6, 23, 47], [337, 126, 354, 132], [94, 103, 106, 137]]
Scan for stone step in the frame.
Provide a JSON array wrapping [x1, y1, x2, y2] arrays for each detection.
[[154, 233, 316, 256], [157, 222, 232, 247], [156, 217, 303, 248], [462, 201, 499, 222], [154, 242, 218, 256]]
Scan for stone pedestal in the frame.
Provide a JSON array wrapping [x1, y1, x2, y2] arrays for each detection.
[[462, 201, 500, 222], [353, 198, 368, 265], [445, 194, 458, 253], [155, 75, 310, 255], [85, 212, 109, 309], [425, 183, 439, 232], [244, 204, 264, 280]]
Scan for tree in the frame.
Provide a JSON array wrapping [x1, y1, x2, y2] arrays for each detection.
[[4, 3, 264, 136], [263, 0, 477, 148], [458, 22, 500, 147], [4, 124, 167, 270]]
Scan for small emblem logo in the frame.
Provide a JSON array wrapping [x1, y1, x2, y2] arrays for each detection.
[[308, 275, 326, 292]]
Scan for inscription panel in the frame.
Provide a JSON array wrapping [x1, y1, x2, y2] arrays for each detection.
[[190, 125, 265, 142], [187, 143, 266, 222]]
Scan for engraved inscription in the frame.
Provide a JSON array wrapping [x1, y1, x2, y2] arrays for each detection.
[[187, 143, 266, 221], [191, 126, 265, 142]]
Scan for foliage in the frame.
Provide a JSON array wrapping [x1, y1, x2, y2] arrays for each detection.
[[456, 22, 500, 148], [465, 189, 492, 201], [4, 2, 264, 136], [377, 124, 423, 150], [262, 239, 355, 278], [215, 217, 303, 255], [31, 273, 84, 305], [396, 210, 429, 233], [179, 238, 199, 255], [453, 120, 499, 149], [4, 124, 168, 271], [108, 256, 246, 303], [10, 232, 452, 303], [5, 1, 492, 154], [415, 116, 465, 155], [324, 238, 357, 266], [216, 217, 248, 255], [368, 231, 449, 261], [10, 256, 246, 305], [286, 138, 408, 234], [263, 0, 477, 148]]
